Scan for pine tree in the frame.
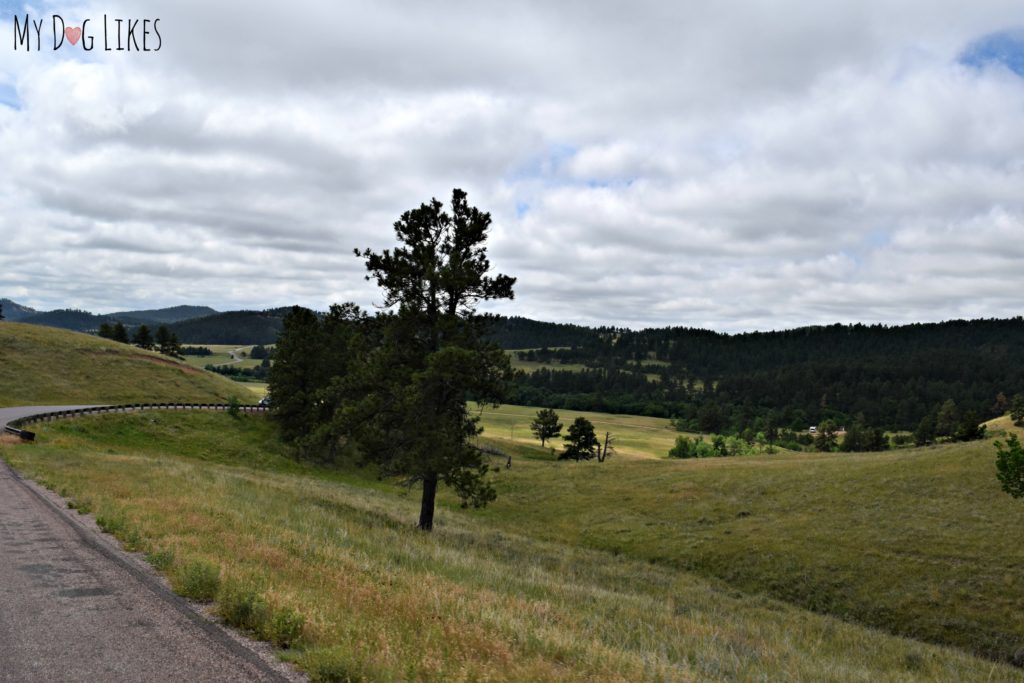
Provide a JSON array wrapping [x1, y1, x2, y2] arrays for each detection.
[[530, 408, 562, 447], [132, 324, 154, 350], [560, 416, 598, 461], [341, 189, 515, 530]]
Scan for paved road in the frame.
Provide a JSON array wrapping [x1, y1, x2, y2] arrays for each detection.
[[0, 406, 301, 683]]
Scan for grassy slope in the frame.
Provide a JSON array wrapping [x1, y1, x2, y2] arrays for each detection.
[[0, 322, 245, 406], [470, 412, 1024, 663], [3, 412, 1021, 682]]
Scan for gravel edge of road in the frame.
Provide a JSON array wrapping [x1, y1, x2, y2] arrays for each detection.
[[1, 457, 308, 683]]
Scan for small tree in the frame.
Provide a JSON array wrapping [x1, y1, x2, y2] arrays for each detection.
[[0, 302, 4, 320], [953, 410, 986, 442], [914, 413, 936, 446], [995, 434, 1024, 498], [1010, 394, 1024, 426], [112, 322, 129, 344], [97, 322, 114, 339], [530, 408, 562, 447], [936, 399, 958, 438], [814, 420, 838, 451], [154, 325, 181, 356], [132, 324, 154, 350], [560, 416, 598, 461]]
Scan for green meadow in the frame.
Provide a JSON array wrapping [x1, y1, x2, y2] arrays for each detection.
[[3, 411, 1021, 682], [474, 402, 689, 459], [471, 413, 1024, 663], [180, 344, 268, 371]]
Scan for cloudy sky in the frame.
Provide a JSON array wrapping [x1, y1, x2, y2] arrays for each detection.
[[1, 1, 1023, 332]]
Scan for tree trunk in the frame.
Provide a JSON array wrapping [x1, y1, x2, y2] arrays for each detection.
[[418, 473, 438, 531]]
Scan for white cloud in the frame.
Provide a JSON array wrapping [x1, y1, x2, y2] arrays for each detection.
[[2, 1, 1024, 330]]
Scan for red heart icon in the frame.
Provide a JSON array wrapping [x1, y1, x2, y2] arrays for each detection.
[[65, 27, 82, 46]]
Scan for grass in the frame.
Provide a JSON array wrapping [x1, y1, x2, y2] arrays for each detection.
[[0, 323, 245, 407], [180, 344, 270, 371], [474, 402, 693, 459], [2, 411, 1022, 681], [472, 412, 1024, 664]]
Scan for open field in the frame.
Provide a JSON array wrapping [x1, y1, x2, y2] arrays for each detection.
[[0, 323, 245, 407], [471, 413, 1024, 663], [474, 402, 690, 459], [507, 353, 588, 374], [181, 344, 269, 371], [3, 411, 1022, 682]]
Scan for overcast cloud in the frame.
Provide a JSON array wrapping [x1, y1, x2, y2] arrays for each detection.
[[1, 0, 1023, 331]]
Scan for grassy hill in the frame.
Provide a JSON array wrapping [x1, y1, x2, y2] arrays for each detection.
[[0, 322, 246, 407], [471, 410, 1024, 664], [4, 411, 1022, 681]]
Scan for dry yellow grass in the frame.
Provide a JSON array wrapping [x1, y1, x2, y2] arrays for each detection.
[[3, 412, 1022, 682]]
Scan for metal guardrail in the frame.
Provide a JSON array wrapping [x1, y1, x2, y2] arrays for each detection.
[[5, 403, 269, 441], [3, 425, 35, 441]]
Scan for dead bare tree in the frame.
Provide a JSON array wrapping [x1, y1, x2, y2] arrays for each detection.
[[596, 431, 615, 462]]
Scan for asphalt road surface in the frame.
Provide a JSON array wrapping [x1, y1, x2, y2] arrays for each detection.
[[0, 406, 302, 682]]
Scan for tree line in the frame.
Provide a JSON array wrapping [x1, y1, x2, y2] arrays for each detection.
[[97, 321, 183, 358]]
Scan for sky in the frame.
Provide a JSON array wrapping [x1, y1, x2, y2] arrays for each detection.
[[1, 1, 1023, 332]]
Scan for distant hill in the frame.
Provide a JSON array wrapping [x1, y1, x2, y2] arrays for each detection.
[[0, 298, 39, 322], [0, 322, 244, 407], [110, 305, 219, 324], [170, 310, 287, 344], [18, 308, 116, 332], [488, 315, 604, 349]]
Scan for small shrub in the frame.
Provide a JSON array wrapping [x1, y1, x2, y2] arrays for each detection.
[[301, 647, 371, 683], [266, 607, 305, 649], [227, 396, 241, 420], [218, 580, 267, 631], [96, 512, 126, 535], [174, 559, 221, 601], [217, 581, 305, 649], [145, 548, 175, 571]]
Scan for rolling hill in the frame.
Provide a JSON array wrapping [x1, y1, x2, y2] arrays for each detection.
[[168, 309, 287, 344], [0, 298, 38, 322], [110, 305, 219, 324], [0, 322, 246, 407]]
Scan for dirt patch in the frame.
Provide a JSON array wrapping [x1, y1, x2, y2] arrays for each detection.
[[1, 433, 25, 445]]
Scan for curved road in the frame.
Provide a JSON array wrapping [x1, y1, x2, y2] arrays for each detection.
[[0, 406, 302, 683]]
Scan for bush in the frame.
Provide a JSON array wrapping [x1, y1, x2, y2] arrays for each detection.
[[995, 434, 1024, 499], [145, 548, 175, 571], [668, 435, 719, 458], [218, 580, 305, 649], [218, 580, 267, 631], [174, 559, 221, 601]]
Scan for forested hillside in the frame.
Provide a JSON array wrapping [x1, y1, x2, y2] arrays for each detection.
[[497, 317, 1024, 434], [169, 309, 288, 344]]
